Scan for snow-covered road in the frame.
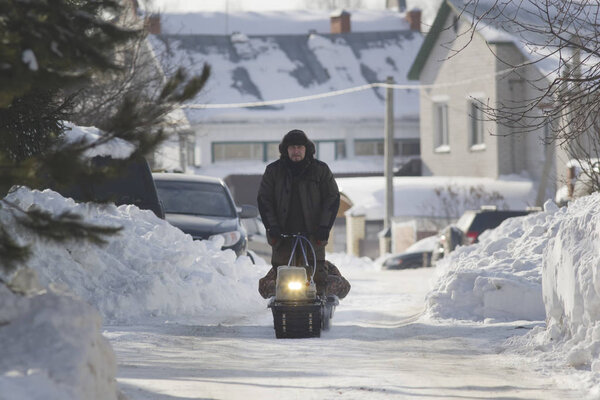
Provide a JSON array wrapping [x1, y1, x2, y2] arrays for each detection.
[[106, 267, 585, 400]]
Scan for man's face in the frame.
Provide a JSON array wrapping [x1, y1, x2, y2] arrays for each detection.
[[287, 145, 306, 162]]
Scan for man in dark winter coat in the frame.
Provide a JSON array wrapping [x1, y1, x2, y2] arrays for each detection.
[[257, 129, 340, 296]]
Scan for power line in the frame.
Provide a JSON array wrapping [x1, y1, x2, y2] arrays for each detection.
[[181, 68, 515, 110]]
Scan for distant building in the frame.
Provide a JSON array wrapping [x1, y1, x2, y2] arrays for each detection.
[[146, 9, 424, 174], [407, 0, 569, 205]]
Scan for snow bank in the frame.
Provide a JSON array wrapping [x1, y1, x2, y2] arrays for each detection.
[[328, 252, 380, 272], [0, 286, 117, 400], [426, 201, 552, 322], [541, 193, 600, 370], [2, 187, 269, 325], [426, 193, 600, 329], [426, 192, 600, 386], [0, 186, 271, 398]]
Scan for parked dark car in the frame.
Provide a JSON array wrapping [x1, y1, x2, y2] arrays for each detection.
[[152, 173, 258, 257], [382, 250, 432, 270], [381, 235, 437, 270], [456, 207, 535, 244], [52, 155, 165, 219], [432, 207, 538, 264]]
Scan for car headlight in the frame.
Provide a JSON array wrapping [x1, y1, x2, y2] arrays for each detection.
[[209, 230, 242, 247]]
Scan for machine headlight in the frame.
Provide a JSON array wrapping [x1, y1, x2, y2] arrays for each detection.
[[275, 266, 314, 301], [209, 230, 242, 247]]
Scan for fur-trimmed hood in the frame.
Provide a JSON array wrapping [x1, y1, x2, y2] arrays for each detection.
[[278, 129, 315, 160]]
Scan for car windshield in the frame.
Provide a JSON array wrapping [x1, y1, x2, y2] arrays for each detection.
[[155, 180, 236, 218], [455, 211, 476, 232]]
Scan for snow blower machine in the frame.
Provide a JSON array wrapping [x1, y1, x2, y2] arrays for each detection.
[[268, 234, 339, 338]]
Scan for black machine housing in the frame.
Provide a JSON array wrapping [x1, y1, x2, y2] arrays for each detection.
[[269, 295, 338, 338], [267, 235, 339, 338]]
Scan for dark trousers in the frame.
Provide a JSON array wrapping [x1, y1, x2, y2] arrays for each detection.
[[270, 236, 328, 293]]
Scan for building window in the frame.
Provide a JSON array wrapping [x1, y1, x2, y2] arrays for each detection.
[[212, 142, 263, 162], [186, 134, 196, 166], [314, 140, 346, 160], [266, 142, 279, 161], [401, 140, 420, 156], [354, 139, 419, 156], [355, 140, 382, 156], [433, 102, 449, 151], [336, 141, 346, 158], [469, 100, 484, 149]]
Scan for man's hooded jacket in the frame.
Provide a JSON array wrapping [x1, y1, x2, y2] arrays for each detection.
[[257, 130, 340, 239]]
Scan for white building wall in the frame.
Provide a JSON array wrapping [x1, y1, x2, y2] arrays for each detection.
[[493, 43, 559, 197], [418, 12, 499, 178], [154, 135, 184, 171], [494, 44, 527, 178], [192, 118, 419, 166]]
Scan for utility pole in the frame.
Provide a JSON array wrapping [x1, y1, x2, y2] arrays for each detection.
[[380, 76, 394, 256]]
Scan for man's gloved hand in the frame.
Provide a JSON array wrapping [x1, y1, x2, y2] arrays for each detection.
[[268, 226, 282, 245], [315, 226, 329, 246]]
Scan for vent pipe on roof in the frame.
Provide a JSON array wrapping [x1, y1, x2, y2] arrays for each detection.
[[330, 10, 351, 34]]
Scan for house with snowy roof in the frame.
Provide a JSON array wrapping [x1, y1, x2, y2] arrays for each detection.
[[145, 8, 424, 173], [407, 0, 575, 206]]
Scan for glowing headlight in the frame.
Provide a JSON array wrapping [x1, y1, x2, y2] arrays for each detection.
[[287, 281, 303, 291], [209, 230, 242, 247]]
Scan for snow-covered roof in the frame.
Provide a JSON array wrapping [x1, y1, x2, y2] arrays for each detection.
[[458, 0, 596, 79], [338, 175, 536, 220], [156, 9, 412, 35], [409, 0, 599, 82], [148, 10, 423, 123]]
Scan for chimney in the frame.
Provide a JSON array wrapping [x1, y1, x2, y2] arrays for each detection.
[[146, 13, 161, 34], [405, 9, 421, 32], [330, 10, 351, 34]]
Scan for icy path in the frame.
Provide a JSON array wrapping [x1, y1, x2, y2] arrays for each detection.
[[106, 267, 585, 399]]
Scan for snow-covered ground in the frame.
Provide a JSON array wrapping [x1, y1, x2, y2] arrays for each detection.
[[107, 266, 584, 400], [1, 187, 600, 398]]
